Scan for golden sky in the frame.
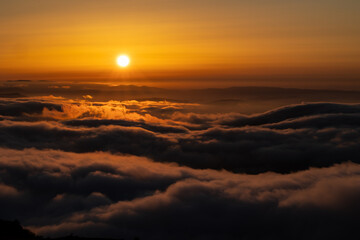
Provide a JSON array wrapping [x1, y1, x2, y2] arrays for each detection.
[[0, 0, 359, 88]]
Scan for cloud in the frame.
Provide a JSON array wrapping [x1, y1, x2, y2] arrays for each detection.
[[0, 98, 63, 117], [1, 98, 360, 173], [2, 96, 360, 239], [63, 119, 188, 133], [220, 102, 360, 127], [0, 148, 359, 239], [82, 95, 92, 99]]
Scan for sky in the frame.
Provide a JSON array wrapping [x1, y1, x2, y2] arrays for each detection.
[[0, 0, 359, 87]]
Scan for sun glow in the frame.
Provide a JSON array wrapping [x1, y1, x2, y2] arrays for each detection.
[[116, 55, 130, 68]]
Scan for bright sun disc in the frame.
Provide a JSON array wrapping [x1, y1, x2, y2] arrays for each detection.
[[116, 55, 130, 67]]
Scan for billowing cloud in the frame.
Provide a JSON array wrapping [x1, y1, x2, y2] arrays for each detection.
[[221, 102, 360, 127], [0, 98, 360, 173], [1, 94, 360, 239], [0, 148, 359, 239]]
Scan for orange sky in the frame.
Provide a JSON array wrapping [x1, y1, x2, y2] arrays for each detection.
[[0, 0, 359, 88]]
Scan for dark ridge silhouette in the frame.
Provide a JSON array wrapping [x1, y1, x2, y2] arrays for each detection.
[[3, 82, 360, 104], [0, 219, 37, 239], [54, 236, 126, 240], [0, 220, 131, 240], [6, 80, 32, 82]]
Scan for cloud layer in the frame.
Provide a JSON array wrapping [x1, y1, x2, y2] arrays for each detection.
[[0, 148, 359, 239], [1, 95, 360, 239], [1, 97, 360, 173]]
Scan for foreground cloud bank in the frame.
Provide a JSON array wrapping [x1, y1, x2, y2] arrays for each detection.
[[1, 96, 360, 239], [0, 148, 359, 239]]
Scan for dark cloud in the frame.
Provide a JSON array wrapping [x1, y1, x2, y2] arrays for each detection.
[[0, 148, 359, 239], [0, 149, 183, 226], [221, 103, 360, 127], [1, 94, 360, 239], [63, 119, 188, 134], [1, 119, 358, 173], [265, 113, 360, 129], [0, 98, 360, 173], [0, 99, 62, 117]]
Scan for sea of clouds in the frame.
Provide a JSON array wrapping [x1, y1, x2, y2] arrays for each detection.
[[1, 94, 360, 239]]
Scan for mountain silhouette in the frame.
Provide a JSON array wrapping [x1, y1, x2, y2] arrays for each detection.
[[0, 219, 133, 240]]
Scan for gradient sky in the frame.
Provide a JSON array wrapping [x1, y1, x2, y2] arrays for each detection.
[[0, 0, 359, 88]]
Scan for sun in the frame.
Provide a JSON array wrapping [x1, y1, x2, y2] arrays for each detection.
[[116, 55, 130, 67]]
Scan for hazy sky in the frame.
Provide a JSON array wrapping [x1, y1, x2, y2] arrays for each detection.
[[0, 0, 359, 88]]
